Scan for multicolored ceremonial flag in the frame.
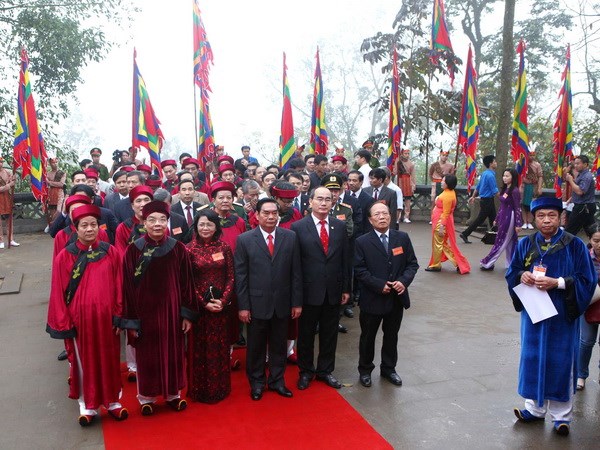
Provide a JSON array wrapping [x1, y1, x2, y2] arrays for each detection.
[[193, 0, 215, 171], [430, 0, 456, 87], [279, 53, 296, 170], [552, 45, 573, 198], [511, 39, 529, 183], [456, 46, 479, 192], [592, 137, 600, 190], [132, 49, 164, 177], [13, 48, 47, 206], [309, 48, 328, 155], [387, 47, 402, 172]]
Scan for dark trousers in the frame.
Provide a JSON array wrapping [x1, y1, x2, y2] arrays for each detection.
[[246, 316, 288, 389], [297, 300, 339, 378], [565, 203, 596, 237], [463, 197, 496, 237], [358, 302, 404, 376]]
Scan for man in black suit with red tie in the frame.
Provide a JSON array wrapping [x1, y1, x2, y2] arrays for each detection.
[[291, 186, 351, 390], [235, 198, 303, 401], [354, 202, 419, 388]]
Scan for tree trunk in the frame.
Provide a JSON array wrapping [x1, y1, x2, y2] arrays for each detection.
[[493, 0, 516, 184]]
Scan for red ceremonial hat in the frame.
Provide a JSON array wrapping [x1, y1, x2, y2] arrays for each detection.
[[142, 200, 170, 220], [121, 166, 134, 173], [146, 177, 162, 188], [271, 185, 298, 199], [129, 185, 154, 203], [83, 168, 99, 180], [210, 181, 236, 199], [182, 157, 200, 168], [217, 155, 235, 166], [71, 204, 101, 224], [137, 164, 152, 173], [161, 159, 177, 169], [64, 195, 92, 213], [331, 155, 347, 164], [218, 164, 235, 175]]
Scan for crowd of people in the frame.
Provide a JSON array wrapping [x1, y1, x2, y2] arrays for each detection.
[[35, 143, 600, 437]]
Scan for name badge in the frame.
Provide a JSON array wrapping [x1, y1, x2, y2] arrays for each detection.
[[99, 224, 107, 230], [502, 193, 508, 199], [172, 227, 182, 235], [533, 264, 547, 278], [336, 214, 346, 220], [212, 252, 224, 261], [392, 246, 403, 256]]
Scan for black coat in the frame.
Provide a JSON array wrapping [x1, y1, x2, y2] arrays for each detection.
[[354, 229, 419, 315], [234, 227, 303, 320], [363, 185, 398, 225], [291, 215, 350, 306], [113, 198, 134, 223]]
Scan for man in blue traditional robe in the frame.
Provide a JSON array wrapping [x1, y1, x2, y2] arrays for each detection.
[[506, 197, 596, 436]]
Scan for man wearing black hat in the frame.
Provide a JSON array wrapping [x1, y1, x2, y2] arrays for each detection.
[[460, 155, 499, 243], [506, 197, 596, 436]]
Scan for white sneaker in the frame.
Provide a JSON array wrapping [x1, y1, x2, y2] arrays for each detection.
[[429, 221, 432, 225], [44, 225, 50, 233], [10, 241, 19, 247], [528, 223, 534, 229], [576, 378, 585, 390], [0, 242, 4, 249], [403, 218, 411, 223]]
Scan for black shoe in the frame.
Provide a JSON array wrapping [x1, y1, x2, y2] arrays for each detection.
[[316, 374, 342, 389], [382, 372, 403, 386], [424, 266, 441, 272], [343, 307, 354, 318], [269, 385, 293, 398], [359, 374, 372, 387], [57, 350, 68, 361], [234, 336, 246, 348], [480, 265, 494, 271], [250, 388, 263, 401], [338, 323, 348, 333], [297, 375, 312, 390], [459, 233, 471, 244]]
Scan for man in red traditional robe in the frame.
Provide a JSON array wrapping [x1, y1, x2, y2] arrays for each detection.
[[121, 200, 197, 416], [46, 204, 127, 426], [114, 185, 153, 255]]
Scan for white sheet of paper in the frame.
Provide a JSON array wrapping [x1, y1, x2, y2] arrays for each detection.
[[512, 283, 558, 324]]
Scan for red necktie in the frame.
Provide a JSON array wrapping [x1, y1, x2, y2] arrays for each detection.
[[373, 188, 379, 201], [185, 205, 193, 226], [319, 220, 329, 254], [267, 234, 274, 256]]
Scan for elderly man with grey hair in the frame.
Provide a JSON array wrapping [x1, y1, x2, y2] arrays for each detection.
[[241, 179, 261, 215], [154, 188, 191, 243]]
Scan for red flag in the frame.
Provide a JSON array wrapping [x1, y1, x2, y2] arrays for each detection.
[[279, 53, 296, 170], [552, 45, 573, 198], [387, 47, 401, 171], [309, 48, 328, 155], [592, 137, 600, 190]]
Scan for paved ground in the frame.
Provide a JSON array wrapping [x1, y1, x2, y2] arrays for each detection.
[[1, 224, 599, 449]]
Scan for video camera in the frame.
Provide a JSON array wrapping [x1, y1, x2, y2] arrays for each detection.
[[112, 149, 124, 163]]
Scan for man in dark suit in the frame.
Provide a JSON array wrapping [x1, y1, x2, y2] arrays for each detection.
[[291, 187, 351, 390], [286, 172, 309, 215], [153, 188, 190, 243], [363, 168, 398, 226], [308, 155, 329, 191], [354, 202, 419, 388], [235, 198, 303, 400], [103, 170, 129, 212], [113, 171, 146, 223], [347, 170, 375, 235], [171, 179, 202, 227]]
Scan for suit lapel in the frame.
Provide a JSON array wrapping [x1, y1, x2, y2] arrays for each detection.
[[306, 217, 327, 256], [369, 230, 389, 258], [272, 228, 285, 260], [253, 228, 272, 258]]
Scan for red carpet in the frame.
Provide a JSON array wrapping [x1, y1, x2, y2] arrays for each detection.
[[102, 349, 391, 449]]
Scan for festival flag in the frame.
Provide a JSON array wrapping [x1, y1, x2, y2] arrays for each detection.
[[511, 39, 529, 183], [552, 45, 573, 198], [430, 0, 456, 86], [279, 53, 296, 170], [309, 48, 328, 155], [456, 46, 479, 192], [132, 49, 164, 177], [592, 137, 600, 190], [193, 0, 215, 172], [387, 47, 402, 171], [13, 48, 47, 206]]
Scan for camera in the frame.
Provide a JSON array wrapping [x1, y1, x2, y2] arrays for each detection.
[[112, 149, 124, 163]]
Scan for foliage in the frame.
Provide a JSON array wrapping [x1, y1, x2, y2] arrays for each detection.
[[0, 0, 137, 169]]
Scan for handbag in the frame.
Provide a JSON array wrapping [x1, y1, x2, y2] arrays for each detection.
[[585, 284, 600, 324], [481, 225, 498, 245]]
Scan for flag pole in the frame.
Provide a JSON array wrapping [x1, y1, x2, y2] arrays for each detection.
[[424, 70, 432, 184], [7, 161, 16, 249], [193, 86, 199, 159]]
